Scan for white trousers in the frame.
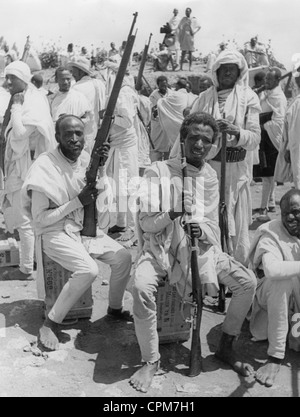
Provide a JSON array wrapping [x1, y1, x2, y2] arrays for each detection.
[[132, 250, 256, 363], [42, 231, 132, 324], [250, 276, 300, 359], [3, 189, 34, 274]]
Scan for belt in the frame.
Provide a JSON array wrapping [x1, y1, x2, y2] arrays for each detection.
[[213, 147, 247, 163]]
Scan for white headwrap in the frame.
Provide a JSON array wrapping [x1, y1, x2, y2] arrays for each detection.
[[4, 60, 32, 84], [211, 49, 249, 89]]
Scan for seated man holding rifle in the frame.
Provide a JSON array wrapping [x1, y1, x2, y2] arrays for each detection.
[[21, 115, 133, 351], [129, 112, 257, 393]]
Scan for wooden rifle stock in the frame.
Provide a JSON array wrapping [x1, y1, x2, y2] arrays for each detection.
[[180, 137, 202, 377], [81, 12, 138, 237], [135, 33, 152, 91]]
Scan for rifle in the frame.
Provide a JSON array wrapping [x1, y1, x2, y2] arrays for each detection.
[[135, 33, 152, 92], [81, 12, 138, 237], [180, 135, 202, 377], [21, 35, 31, 62], [218, 114, 229, 313]]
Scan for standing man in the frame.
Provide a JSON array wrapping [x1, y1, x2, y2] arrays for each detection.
[[178, 7, 201, 71], [48, 67, 92, 124], [1, 61, 56, 280], [191, 50, 261, 266], [275, 70, 300, 189], [167, 8, 181, 71], [256, 67, 287, 222], [67, 57, 106, 153], [129, 112, 256, 393], [108, 42, 118, 58], [22, 115, 133, 351], [106, 75, 139, 245], [149, 75, 171, 162]]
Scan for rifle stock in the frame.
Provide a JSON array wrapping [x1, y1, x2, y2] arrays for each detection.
[[81, 13, 138, 237], [180, 137, 202, 377], [135, 33, 152, 91]]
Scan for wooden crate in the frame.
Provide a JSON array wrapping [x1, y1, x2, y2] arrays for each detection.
[[43, 253, 93, 320], [0, 238, 20, 267], [156, 279, 191, 344]]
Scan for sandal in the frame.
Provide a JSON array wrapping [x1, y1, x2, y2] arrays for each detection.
[[107, 307, 134, 322], [108, 225, 126, 235]]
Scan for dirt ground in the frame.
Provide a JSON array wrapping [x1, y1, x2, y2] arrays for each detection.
[[0, 62, 299, 398]]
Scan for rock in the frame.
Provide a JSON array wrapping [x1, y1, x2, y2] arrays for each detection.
[[47, 350, 69, 363], [1, 294, 10, 299], [176, 383, 200, 394]]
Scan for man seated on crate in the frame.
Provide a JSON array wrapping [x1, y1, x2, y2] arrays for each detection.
[[248, 189, 300, 387], [129, 112, 257, 393], [21, 114, 133, 351]]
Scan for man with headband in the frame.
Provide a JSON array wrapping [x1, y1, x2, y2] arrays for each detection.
[[190, 49, 261, 266], [1, 61, 55, 280]]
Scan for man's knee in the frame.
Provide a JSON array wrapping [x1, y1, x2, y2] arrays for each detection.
[[115, 247, 132, 268], [86, 259, 99, 281]]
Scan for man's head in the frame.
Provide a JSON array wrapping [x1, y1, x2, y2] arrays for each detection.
[[55, 115, 85, 162], [180, 112, 219, 169], [55, 67, 72, 92], [67, 43, 73, 53], [5, 61, 31, 95], [280, 189, 300, 239], [265, 67, 282, 90], [250, 37, 257, 48], [217, 63, 240, 90], [254, 71, 266, 88], [81, 47, 87, 55], [110, 42, 115, 49], [185, 7, 192, 17], [199, 75, 213, 93], [173, 8, 178, 16], [175, 77, 188, 91], [67, 57, 92, 82], [156, 75, 168, 95], [31, 73, 43, 89]]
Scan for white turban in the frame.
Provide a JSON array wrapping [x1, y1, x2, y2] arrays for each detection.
[[5, 60, 32, 84], [212, 49, 249, 88]]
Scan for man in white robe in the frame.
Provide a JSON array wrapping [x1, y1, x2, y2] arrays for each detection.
[[129, 112, 256, 393], [189, 50, 261, 266], [1, 61, 56, 280], [149, 75, 171, 162], [248, 189, 300, 387], [48, 67, 92, 125], [67, 57, 106, 153], [22, 115, 132, 351]]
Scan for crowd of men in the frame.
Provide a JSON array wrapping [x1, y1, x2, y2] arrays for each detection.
[[0, 9, 300, 395]]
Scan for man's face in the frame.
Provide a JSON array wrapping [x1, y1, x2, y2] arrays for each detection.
[[184, 123, 214, 169], [185, 8, 191, 17], [71, 66, 81, 82], [281, 194, 300, 239], [158, 79, 168, 95], [217, 64, 240, 90], [56, 117, 85, 162], [250, 38, 257, 48], [111, 43, 115, 49], [5, 74, 27, 96], [57, 70, 72, 92], [173, 9, 178, 16], [265, 71, 279, 90]]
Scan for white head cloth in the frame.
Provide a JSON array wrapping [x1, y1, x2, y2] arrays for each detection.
[[5, 60, 32, 84]]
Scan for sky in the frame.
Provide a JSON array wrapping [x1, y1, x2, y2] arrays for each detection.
[[1, 0, 300, 69]]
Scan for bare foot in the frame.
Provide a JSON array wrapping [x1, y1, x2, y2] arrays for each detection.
[[129, 362, 159, 393], [38, 318, 60, 351], [255, 358, 281, 387], [117, 229, 135, 242], [215, 349, 254, 377]]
